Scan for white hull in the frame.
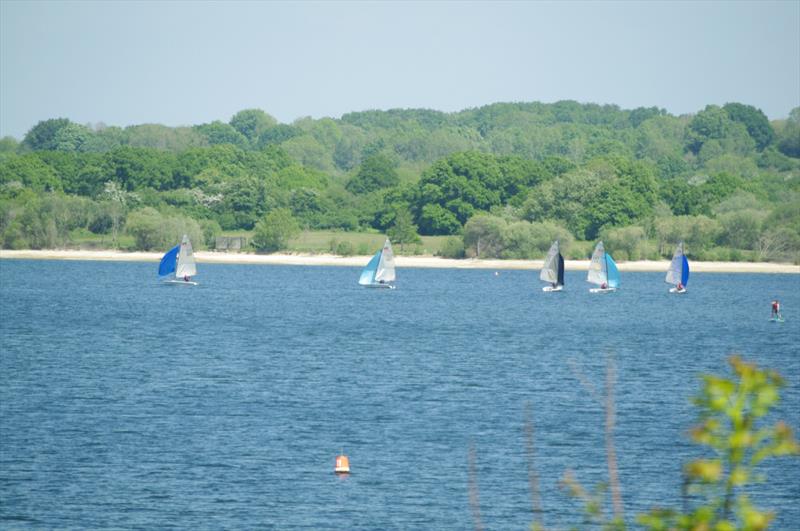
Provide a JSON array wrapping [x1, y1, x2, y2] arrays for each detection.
[[669, 287, 687, 294], [542, 285, 563, 292], [589, 287, 616, 293], [364, 283, 395, 289], [163, 279, 199, 286]]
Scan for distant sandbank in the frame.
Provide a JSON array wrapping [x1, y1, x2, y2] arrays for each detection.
[[1, 249, 798, 273]]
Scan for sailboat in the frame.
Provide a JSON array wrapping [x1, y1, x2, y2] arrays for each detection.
[[359, 238, 396, 289], [665, 242, 689, 294], [540, 240, 565, 292], [587, 241, 619, 293], [158, 234, 198, 285]]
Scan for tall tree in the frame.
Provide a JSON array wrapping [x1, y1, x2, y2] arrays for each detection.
[[723, 103, 775, 151], [230, 109, 277, 143], [22, 118, 71, 151]]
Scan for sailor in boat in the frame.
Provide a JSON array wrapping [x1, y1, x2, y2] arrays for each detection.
[[771, 299, 781, 319], [184, 275, 190, 282], [677, 282, 684, 292], [601, 282, 608, 290]]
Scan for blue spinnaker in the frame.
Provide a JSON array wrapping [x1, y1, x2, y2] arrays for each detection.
[[606, 254, 620, 288], [158, 245, 180, 278], [358, 250, 381, 285], [681, 255, 690, 286]]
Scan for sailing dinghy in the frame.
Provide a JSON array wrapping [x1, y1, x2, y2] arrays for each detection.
[[359, 238, 396, 289], [540, 240, 565, 292], [587, 241, 619, 293], [159, 234, 198, 285], [665, 242, 689, 293]]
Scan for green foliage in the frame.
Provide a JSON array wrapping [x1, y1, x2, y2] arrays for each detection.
[[346, 154, 400, 194], [125, 207, 204, 251], [194, 121, 248, 147], [436, 236, 465, 258], [723, 103, 775, 151], [775, 107, 800, 158], [463, 214, 507, 258], [0, 153, 62, 193], [22, 118, 72, 151], [0, 136, 19, 153], [600, 225, 649, 261], [386, 208, 421, 249], [229, 109, 277, 143], [686, 105, 756, 157], [654, 215, 720, 255], [4, 101, 797, 256], [639, 356, 799, 530], [252, 208, 300, 252]]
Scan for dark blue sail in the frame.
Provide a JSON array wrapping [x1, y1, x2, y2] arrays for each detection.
[[158, 245, 180, 278]]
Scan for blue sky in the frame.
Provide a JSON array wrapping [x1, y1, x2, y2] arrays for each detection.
[[1, 0, 798, 139]]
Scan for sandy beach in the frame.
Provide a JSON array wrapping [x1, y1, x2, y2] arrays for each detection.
[[1, 249, 797, 273]]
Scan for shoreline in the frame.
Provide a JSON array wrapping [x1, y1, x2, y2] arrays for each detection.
[[1, 249, 798, 273]]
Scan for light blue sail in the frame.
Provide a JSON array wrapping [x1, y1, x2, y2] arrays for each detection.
[[606, 253, 620, 288], [158, 244, 180, 278], [358, 250, 381, 285]]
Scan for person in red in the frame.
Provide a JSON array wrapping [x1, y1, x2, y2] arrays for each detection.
[[771, 299, 781, 318]]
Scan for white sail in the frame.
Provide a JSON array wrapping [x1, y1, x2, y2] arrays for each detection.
[[374, 239, 396, 283], [175, 235, 197, 278], [665, 242, 684, 286], [540, 241, 560, 283], [587, 241, 607, 286]]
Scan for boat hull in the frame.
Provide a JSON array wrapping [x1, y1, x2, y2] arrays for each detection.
[[542, 285, 563, 292], [364, 283, 395, 289], [162, 280, 199, 286], [589, 287, 616, 294], [669, 287, 687, 294]]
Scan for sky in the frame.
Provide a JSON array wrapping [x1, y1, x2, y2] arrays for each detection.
[[1, 0, 798, 139]]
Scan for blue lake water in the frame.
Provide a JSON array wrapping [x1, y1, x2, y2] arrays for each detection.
[[1, 259, 798, 529]]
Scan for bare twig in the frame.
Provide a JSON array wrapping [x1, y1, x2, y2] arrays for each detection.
[[467, 444, 483, 531], [567, 358, 602, 403], [605, 356, 624, 520], [524, 402, 544, 528], [568, 355, 624, 522]]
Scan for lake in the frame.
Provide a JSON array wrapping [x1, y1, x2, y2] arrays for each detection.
[[1, 260, 798, 529]]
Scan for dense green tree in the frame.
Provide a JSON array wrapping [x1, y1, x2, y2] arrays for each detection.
[[125, 206, 203, 250], [257, 124, 303, 148], [629, 106, 666, 128], [723, 102, 775, 151], [685, 105, 755, 158], [124, 124, 206, 150], [252, 208, 300, 252], [776, 107, 800, 158], [346, 154, 399, 194], [386, 208, 421, 250], [0, 136, 19, 153], [501, 220, 573, 259], [194, 121, 248, 147], [51, 123, 95, 152], [717, 209, 765, 249], [0, 153, 62, 193], [230, 109, 277, 143], [104, 147, 177, 191], [463, 214, 506, 257], [22, 118, 72, 151]]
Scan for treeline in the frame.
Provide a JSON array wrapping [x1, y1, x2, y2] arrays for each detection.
[[0, 102, 798, 261]]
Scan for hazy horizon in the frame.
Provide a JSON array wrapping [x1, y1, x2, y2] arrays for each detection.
[[2, 0, 798, 140]]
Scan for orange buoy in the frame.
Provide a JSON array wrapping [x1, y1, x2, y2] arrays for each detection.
[[335, 453, 350, 474]]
